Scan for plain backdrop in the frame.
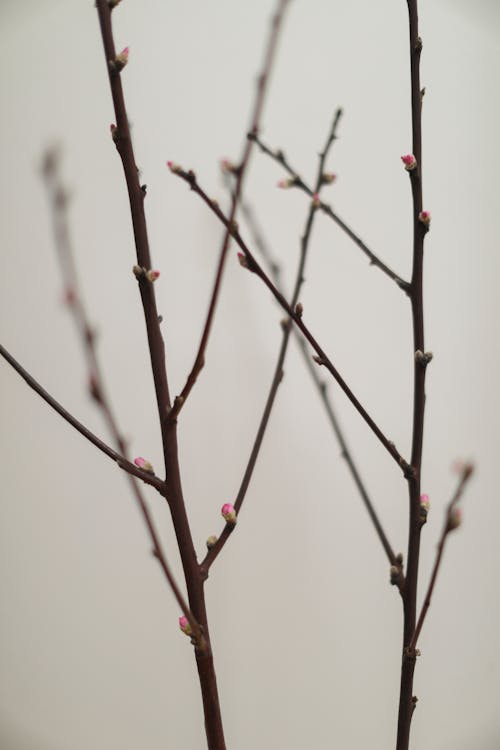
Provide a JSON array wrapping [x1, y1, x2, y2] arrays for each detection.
[[1, 1, 499, 749]]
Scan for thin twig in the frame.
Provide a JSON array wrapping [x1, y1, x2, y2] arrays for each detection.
[[397, 3, 429, 749], [235, 164, 399, 570], [249, 133, 410, 292], [201, 108, 347, 575], [40, 148, 203, 648], [0, 343, 163, 493], [167, 0, 292, 423], [170, 167, 411, 474], [408, 464, 474, 653]]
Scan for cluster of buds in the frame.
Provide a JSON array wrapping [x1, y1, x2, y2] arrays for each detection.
[[134, 456, 155, 474], [132, 265, 160, 282], [419, 493, 430, 524], [221, 503, 237, 525], [110, 46, 129, 73], [179, 615, 192, 637], [401, 153, 417, 171], [415, 350, 433, 366], [166, 160, 182, 174], [418, 210, 431, 228]]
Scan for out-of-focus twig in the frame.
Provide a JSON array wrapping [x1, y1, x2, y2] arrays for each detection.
[[40, 148, 204, 648], [167, 0, 292, 424]]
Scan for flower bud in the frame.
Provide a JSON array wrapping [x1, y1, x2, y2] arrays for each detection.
[[401, 154, 417, 171], [114, 46, 129, 71], [311, 192, 321, 208], [166, 161, 182, 174], [418, 210, 431, 227], [179, 615, 192, 636], [221, 503, 237, 525], [146, 269, 160, 282], [277, 178, 295, 189], [419, 493, 430, 524], [237, 252, 248, 269], [134, 456, 154, 473], [447, 507, 462, 532], [206, 535, 218, 550], [321, 172, 337, 185], [220, 158, 238, 175]]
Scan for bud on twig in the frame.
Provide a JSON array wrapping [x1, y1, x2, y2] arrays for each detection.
[[206, 535, 218, 550], [311, 192, 321, 208], [134, 456, 155, 474], [221, 503, 237, 525], [145, 269, 160, 282], [446, 507, 462, 532], [220, 158, 239, 175], [419, 494, 430, 524], [179, 615, 192, 636], [166, 160, 182, 174], [418, 210, 431, 228], [111, 46, 129, 73], [321, 172, 337, 185], [401, 154, 417, 171]]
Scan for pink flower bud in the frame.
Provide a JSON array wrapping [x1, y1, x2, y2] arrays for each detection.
[[277, 178, 293, 189], [146, 269, 160, 282], [134, 456, 154, 473], [115, 47, 129, 67], [167, 160, 182, 174], [110, 123, 118, 141], [418, 210, 431, 227], [179, 615, 192, 636], [237, 252, 248, 269], [312, 192, 321, 208], [221, 502, 237, 525], [401, 154, 417, 171], [420, 494, 430, 512], [447, 507, 462, 531]]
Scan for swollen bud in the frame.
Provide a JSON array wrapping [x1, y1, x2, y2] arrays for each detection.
[[221, 503, 237, 525]]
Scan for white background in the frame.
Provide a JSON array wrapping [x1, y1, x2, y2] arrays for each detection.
[[1, 1, 499, 748]]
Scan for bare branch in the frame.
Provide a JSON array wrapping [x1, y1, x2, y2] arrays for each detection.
[[249, 132, 410, 292], [169, 167, 411, 474], [166, 0, 292, 423]]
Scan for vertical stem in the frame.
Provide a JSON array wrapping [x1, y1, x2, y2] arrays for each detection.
[[95, 5, 226, 747], [396, 2, 427, 749]]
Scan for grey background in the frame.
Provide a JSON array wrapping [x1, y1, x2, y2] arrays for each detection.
[[1, 1, 499, 748]]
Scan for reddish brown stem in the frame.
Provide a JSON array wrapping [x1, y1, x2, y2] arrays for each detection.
[[95, 3, 224, 746], [201, 108, 343, 575], [172, 167, 410, 474], [397, 3, 427, 749], [409, 465, 473, 652]]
